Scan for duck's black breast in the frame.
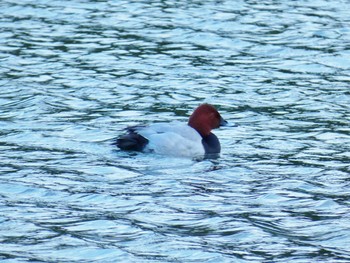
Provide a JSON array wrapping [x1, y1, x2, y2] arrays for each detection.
[[202, 132, 221, 155]]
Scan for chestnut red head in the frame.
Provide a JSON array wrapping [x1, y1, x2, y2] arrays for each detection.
[[188, 104, 227, 137]]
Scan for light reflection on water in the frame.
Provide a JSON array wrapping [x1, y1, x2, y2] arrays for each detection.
[[1, 0, 350, 262]]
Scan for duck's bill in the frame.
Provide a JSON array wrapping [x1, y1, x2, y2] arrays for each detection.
[[220, 116, 228, 127]]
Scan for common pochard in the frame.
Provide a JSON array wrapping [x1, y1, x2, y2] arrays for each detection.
[[115, 104, 227, 158]]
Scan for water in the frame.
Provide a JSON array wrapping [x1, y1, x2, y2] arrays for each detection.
[[1, 0, 350, 262]]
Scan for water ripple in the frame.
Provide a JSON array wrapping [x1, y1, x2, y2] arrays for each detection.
[[1, 0, 350, 262]]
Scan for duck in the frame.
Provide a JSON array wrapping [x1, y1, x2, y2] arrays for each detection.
[[115, 104, 227, 158]]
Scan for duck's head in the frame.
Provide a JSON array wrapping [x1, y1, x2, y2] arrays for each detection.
[[188, 104, 227, 137]]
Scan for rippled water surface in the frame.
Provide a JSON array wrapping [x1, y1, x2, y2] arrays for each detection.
[[1, 0, 350, 262]]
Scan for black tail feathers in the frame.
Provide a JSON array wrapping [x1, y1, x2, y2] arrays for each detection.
[[115, 132, 149, 151]]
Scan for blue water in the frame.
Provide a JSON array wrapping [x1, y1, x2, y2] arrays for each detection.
[[1, 0, 350, 262]]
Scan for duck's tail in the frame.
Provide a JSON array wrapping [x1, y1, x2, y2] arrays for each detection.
[[114, 132, 149, 151]]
